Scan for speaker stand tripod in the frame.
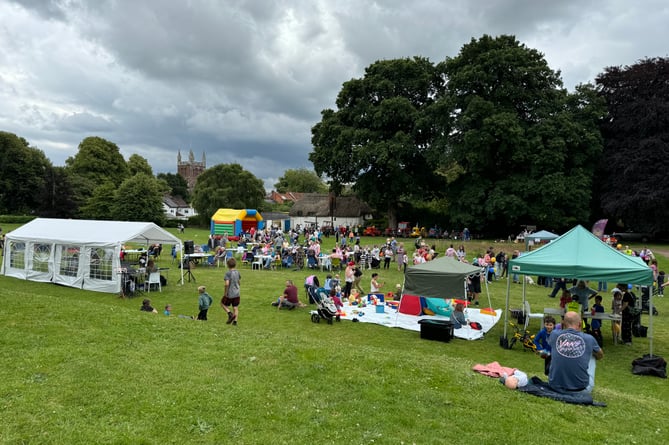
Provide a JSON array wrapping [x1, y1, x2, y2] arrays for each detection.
[[182, 258, 196, 283]]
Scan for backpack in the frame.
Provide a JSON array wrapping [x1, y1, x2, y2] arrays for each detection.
[[354, 267, 363, 277]]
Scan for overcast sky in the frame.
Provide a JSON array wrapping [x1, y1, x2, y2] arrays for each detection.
[[2, 0, 667, 191]]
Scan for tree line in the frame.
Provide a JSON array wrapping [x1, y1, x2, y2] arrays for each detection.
[[0, 134, 266, 225], [310, 35, 669, 236], [1, 34, 667, 235]]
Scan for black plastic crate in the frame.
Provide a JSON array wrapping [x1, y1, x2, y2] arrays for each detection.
[[418, 319, 454, 342]]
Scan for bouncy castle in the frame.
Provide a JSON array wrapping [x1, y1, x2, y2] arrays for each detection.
[[210, 209, 264, 238]]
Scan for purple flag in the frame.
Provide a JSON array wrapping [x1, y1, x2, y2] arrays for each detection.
[[591, 219, 608, 238]]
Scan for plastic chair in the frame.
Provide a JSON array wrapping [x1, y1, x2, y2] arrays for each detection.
[[241, 252, 251, 267], [146, 271, 162, 292], [523, 300, 544, 330], [252, 256, 263, 270]]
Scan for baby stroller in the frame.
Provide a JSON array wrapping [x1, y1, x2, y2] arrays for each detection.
[[308, 286, 341, 325]]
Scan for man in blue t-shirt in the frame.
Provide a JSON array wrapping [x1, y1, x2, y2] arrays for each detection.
[[548, 311, 604, 394]]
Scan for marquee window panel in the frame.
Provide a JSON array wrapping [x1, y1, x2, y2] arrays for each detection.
[[9, 241, 26, 269], [59, 245, 80, 277], [32, 243, 51, 273], [90, 247, 114, 281]]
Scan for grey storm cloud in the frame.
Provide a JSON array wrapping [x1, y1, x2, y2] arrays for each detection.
[[2, 0, 668, 190]]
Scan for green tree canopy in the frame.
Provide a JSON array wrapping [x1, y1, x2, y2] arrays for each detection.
[[39, 166, 78, 218], [111, 174, 165, 224], [437, 35, 605, 234], [0, 131, 52, 214], [65, 136, 130, 210], [66, 136, 129, 184], [157, 172, 190, 201], [79, 182, 118, 220], [595, 57, 669, 233], [191, 163, 265, 222], [274, 168, 327, 193], [127, 154, 153, 177], [310, 57, 446, 228]]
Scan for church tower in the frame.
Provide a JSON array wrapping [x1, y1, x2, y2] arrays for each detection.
[[177, 149, 206, 192]]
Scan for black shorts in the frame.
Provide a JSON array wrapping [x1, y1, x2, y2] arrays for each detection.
[[469, 278, 481, 293], [221, 296, 240, 307]]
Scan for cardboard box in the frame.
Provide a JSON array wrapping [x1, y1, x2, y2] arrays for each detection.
[[418, 319, 454, 342]]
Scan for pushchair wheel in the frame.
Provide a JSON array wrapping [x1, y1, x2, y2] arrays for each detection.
[[311, 313, 320, 323], [327, 317, 333, 325], [336, 315, 341, 322]]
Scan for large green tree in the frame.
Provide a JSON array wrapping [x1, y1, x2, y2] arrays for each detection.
[[191, 163, 265, 222], [127, 154, 153, 177], [39, 166, 78, 218], [111, 174, 165, 223], [437, 35, 605, 233], [0, 131, 52, 214], [157, 172, 190, 201], [66, 136, 129, 184], [595, 57, 669, 234], [65, 136, 130, 210], [310, 57, 446, 228], [79, 182, 118, 220], [274, 168, 327, 193]]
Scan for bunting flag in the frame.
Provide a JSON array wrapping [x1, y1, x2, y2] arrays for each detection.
[[591, 219, 608, 238]]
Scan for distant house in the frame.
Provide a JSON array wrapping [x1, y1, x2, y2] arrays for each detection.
[[289, 194, 373, 229], [269, 190, 304, 205], [162, 195, 197, 220], [261, 211, 291, 232]]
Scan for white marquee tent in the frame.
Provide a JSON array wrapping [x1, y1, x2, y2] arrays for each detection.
[[1, 218, 182, 293]]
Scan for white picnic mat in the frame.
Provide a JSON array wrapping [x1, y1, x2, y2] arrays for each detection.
[[337, 303, 502, 340]]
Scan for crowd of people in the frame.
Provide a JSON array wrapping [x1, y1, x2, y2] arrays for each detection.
[[132, 223, 662, 401]]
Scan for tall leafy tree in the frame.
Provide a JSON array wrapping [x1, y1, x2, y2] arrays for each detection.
[[65, 136, 130, 209], [79, 182, 118, 220], [437, 35, 605, 233], [111, 174, 165, 223], [157, 172, 190, 201], [191, 163, 265, 222], [310, 57, 446, 228], [0, 131, 52, 214], [274, 168, 327, 193], [595, 57, 669, 233], [127, 154, 153, 176], [66, 136, 129, 184], [39, 166, 78, 218]]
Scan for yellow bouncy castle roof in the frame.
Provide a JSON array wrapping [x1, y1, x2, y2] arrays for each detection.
[[211, 208, 263, 222]]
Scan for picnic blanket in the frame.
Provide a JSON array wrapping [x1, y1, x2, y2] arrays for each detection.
[[518, 377, 606, 406], [339, 303, 502, 340], [473, 363, 606, 406]]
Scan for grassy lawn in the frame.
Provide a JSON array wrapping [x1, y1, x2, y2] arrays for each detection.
[[1, 228, 668, 444]]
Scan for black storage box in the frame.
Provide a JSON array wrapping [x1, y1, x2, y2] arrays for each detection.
[[418, 319, 454, 342]]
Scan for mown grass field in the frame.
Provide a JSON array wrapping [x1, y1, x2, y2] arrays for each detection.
[[1, 226, 668, 444]]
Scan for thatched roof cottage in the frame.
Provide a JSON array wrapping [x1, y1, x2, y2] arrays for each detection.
[[289, 194, 373, 229]]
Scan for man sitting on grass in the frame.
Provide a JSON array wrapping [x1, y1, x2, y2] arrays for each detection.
[[272, 280, 307, 310], [548, 311, 603, 394]]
